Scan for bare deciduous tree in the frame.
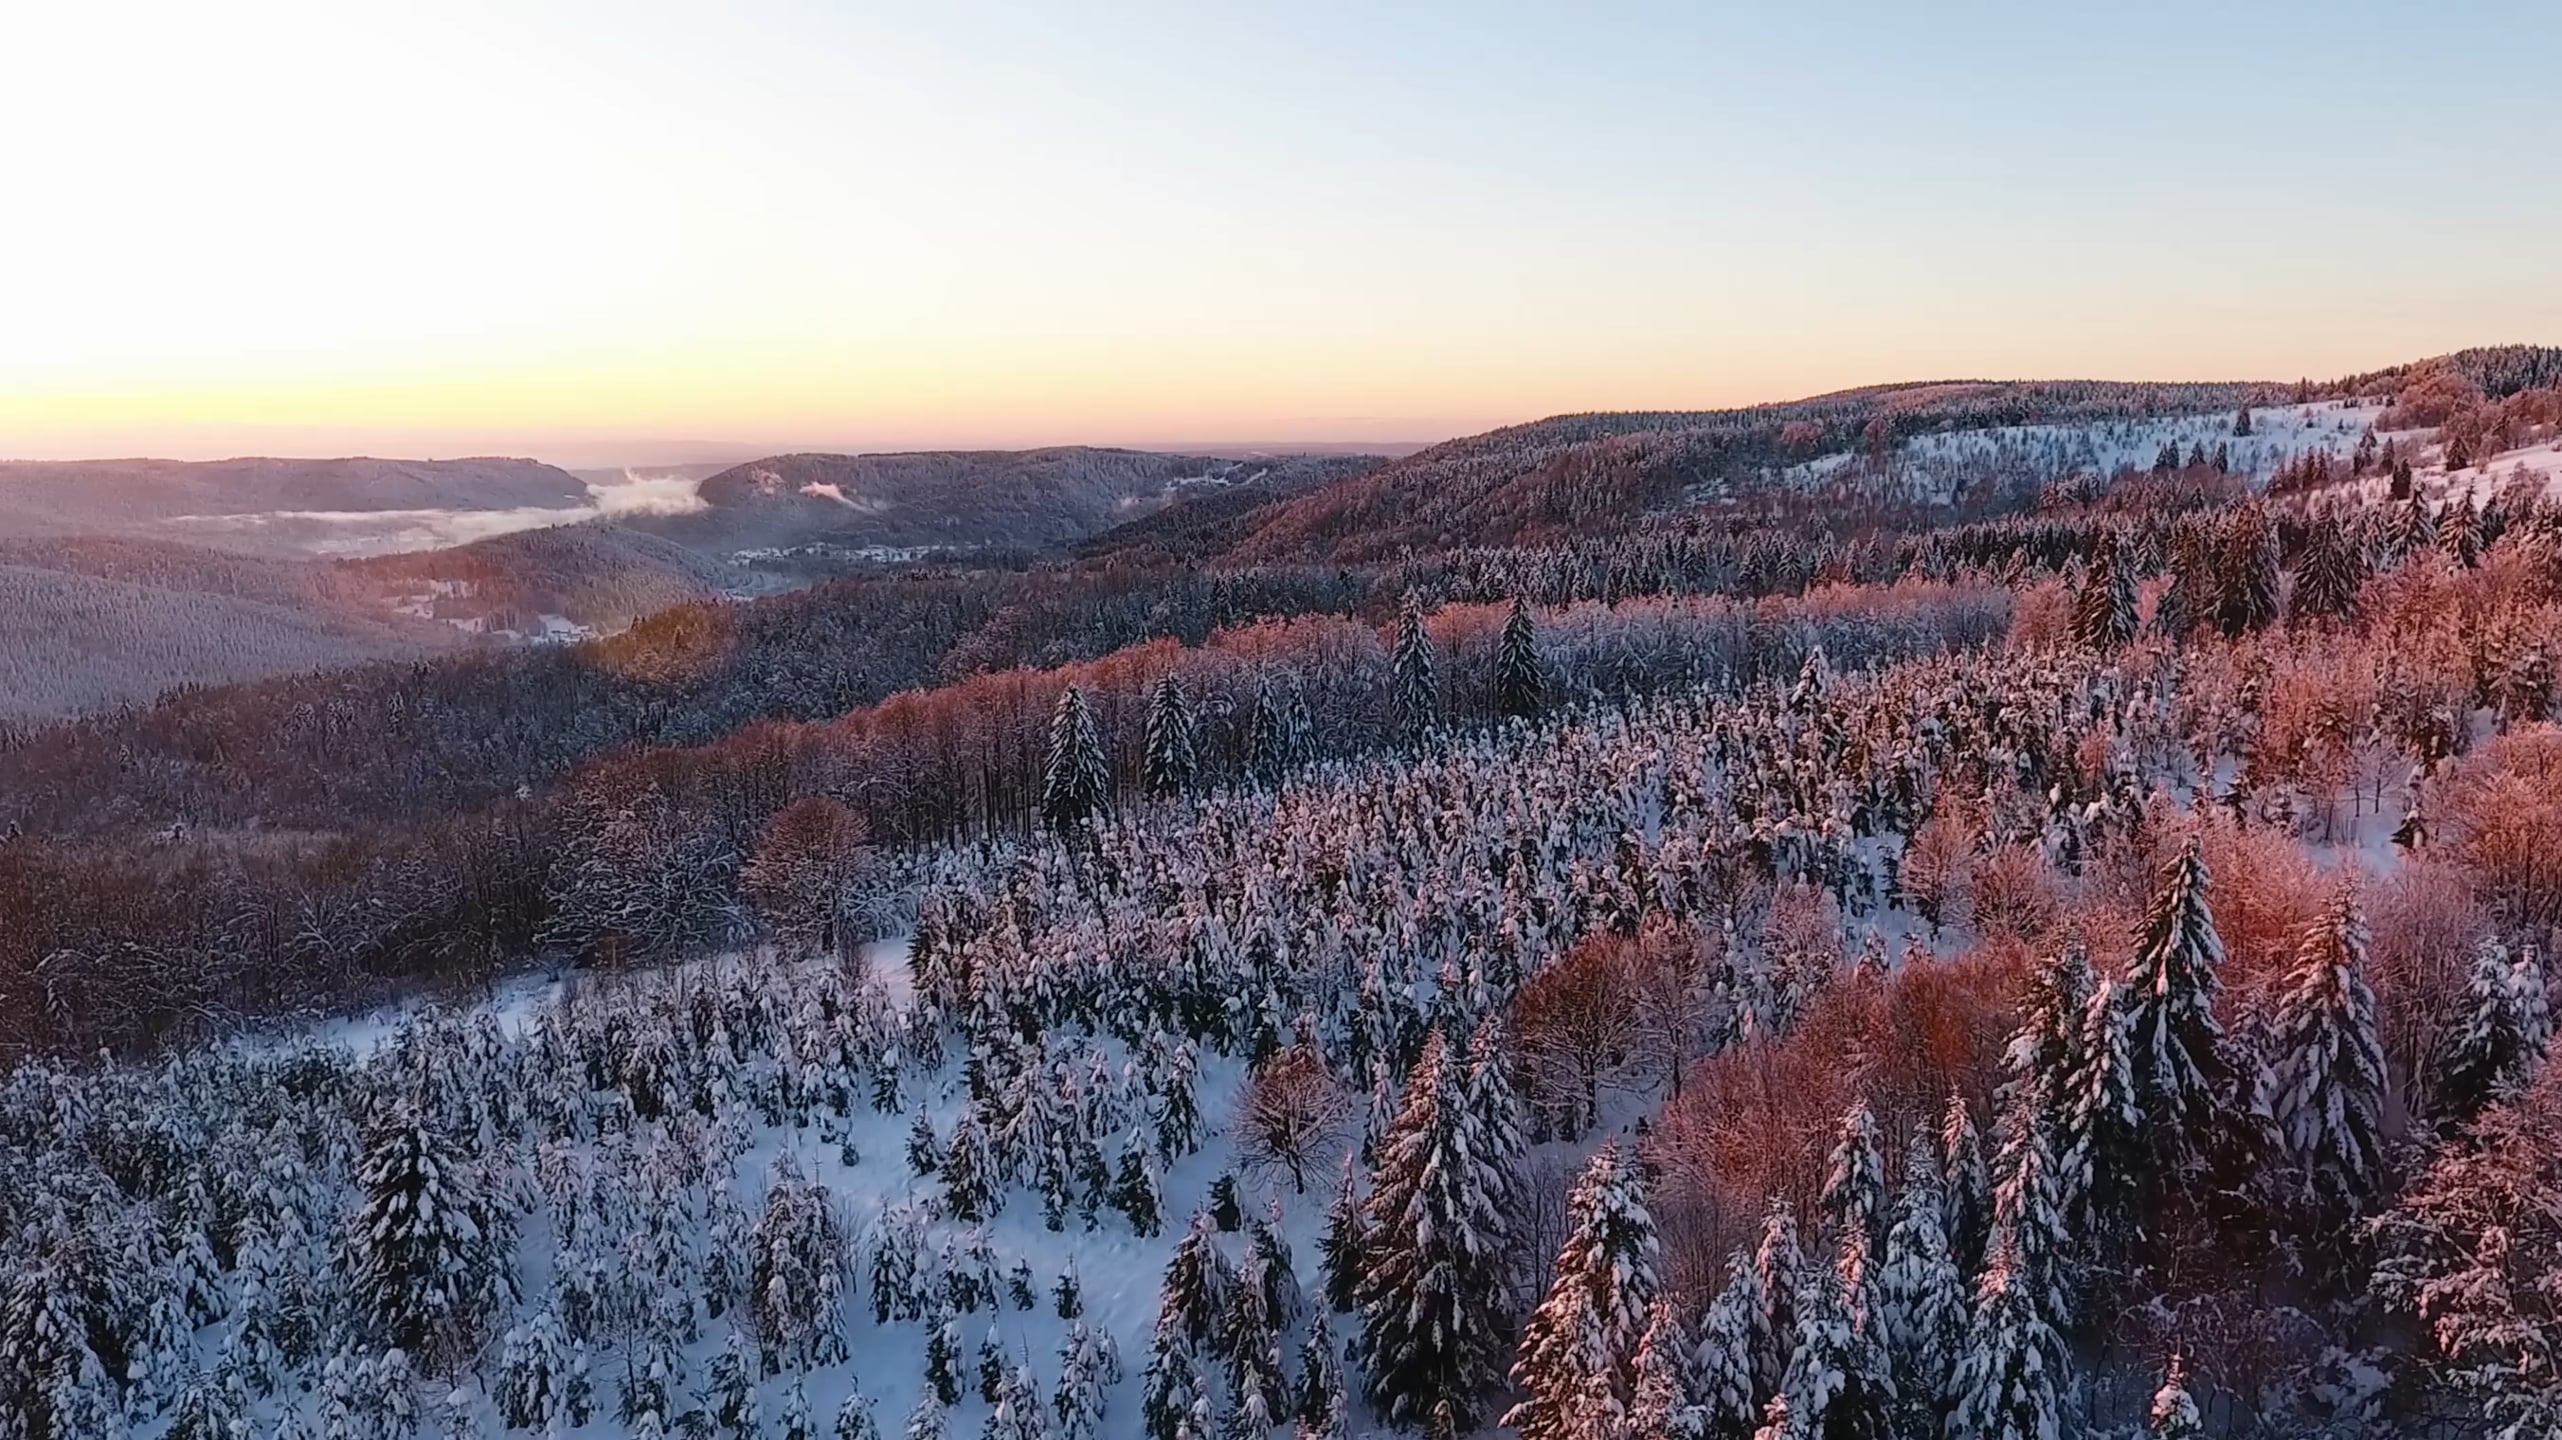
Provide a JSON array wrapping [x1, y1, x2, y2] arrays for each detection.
[[1234, 1042, 1349, 1194]]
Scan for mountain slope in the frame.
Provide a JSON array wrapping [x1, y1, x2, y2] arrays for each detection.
[[1199, 379, 2271, 563], [0, 561, 452, 724]]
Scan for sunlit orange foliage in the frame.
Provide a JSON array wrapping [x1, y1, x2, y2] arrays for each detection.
[[2436, 724, 2562, 929], [1511, 932, 1644, 1137], [2193, 815, 2329, 1017], [1971, 844, 2062, 945], [2006, 577, 2076, 651], [2378, 366, 2483, 431], [1650, 946, 2018, 1279]]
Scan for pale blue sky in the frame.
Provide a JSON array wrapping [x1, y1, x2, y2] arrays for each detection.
[[4, 1, 2557, 460]]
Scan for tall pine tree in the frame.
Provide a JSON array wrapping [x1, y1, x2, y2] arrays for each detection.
[[1353, 1034, 1513, 1431], [1042, 686, 1111, 833], [2271, 884, 2387, 1221], [1142, 673, 1199, 797], [2121, 840, 2233, 1176], [1390, 593, 1439, 744], [1496, 596, 1546, 720]]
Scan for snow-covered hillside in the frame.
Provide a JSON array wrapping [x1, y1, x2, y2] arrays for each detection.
[[1763, 401, 2378, 506]]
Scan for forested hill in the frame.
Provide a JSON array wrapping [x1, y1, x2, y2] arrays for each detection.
[[1113, 379, 2264, 564], [1083, 350, 2562, 567]]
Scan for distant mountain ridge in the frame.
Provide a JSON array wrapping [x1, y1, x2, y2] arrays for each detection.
[[0, 455, 588, 545], [629, 446, 1378, 557]]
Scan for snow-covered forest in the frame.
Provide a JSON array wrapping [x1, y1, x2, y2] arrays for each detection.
[[8, 350, 2562, 1440]]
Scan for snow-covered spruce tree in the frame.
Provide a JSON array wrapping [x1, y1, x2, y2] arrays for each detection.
[[748, 1160, 852, 1368], [2290, 512, 2366, 624], [1877, 1136, 1966, 1429], [1054, 1321, 1117, 1440], [1748, 1202, 1803, 1407], [1505, 1141, 1662, 1440], [2060, 976, 2142, 1266], [1225, 1229, 1289, 1440], [2215, 501, 2282, 637], [494, 1306, 573, 1430], [1041, 685, 1112, 834], [1316, 1157, 1365, 1314], [2120, 840, 2233, 1177], [1112, 1135, 1166, 1238], [1624, 1300, 1701, 1440], [1691, 1256, 1762, 1440], [1390, 592, 1439, 744], [1496, 595, 1546, 720], [1936, 1093, 1992, 1287], [2147, 1354, 2202, 1440], [1143, 673, 1201, 797], [2071, 529, 2137, 652], [1947, 1231, 2063, 1440], [906, 1396, 949, 1440], [345, 1103, 512, 1375], [780, 1376, 817, 1440], [0, 1257, 119, 1440], [836, 1389, 883, 1440], [1988, 1074, 2073, 1340], [2271, 884, 2387, 1223], [1141, 1302, 1209, 1440], [1160, 1213, 1234, 1352], [1820, 1100, 1887, 1258], [924, 1306, 965, 1406], [1353, 1033, 1515, 1431], [1775, 1260, 1892, 1440], [941, 1107, 1002, 1223], [2432, 937, 2540, 1132], [1294, 1314, 1347, 1440], [705, 1327, 760, 1439]]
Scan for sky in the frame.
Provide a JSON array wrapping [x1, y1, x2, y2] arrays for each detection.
[[4, 0, 2559, 465]]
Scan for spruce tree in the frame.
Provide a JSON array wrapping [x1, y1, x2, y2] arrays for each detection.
[[2272, 884, 2387, 1220], [2291, 513, 2366, 623], [2121, 840, 2233, 1176], [1143, 673, 1200, 797], [1947, 1232, 2063, 1440], [1819, 1101, 1887, 1257], [2433, 938, 2538, 1130], [1626, 1301, 1703, 1440], [1748, 1202, 1801, 1406], [2071, 530, 2137, 652], [1140, 1302, 1207, 1440], [1390, 593, 1439, 744], [1775, 1262, 1892, 1440], [1496, 596, 1546, 720], [1225, 1232, 1288, 1440], [346, 1105, 510, 1375], [1042, 686, 1112, 833], [1316, 1158, 1365, 1314], [1691, 1256, 1763, 1440], [1877, 1138, 1966, 1429], [1939, 1095, 1993, 1282], [837, 1391, 883, 1440], [1352, 1034, 1513, 1431], [1989, 1077, 2072, 1339], [2060, 977, 2143, 1262], [1505, 1142, 1661, 1440], [2216, 503, 2282, 636]]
